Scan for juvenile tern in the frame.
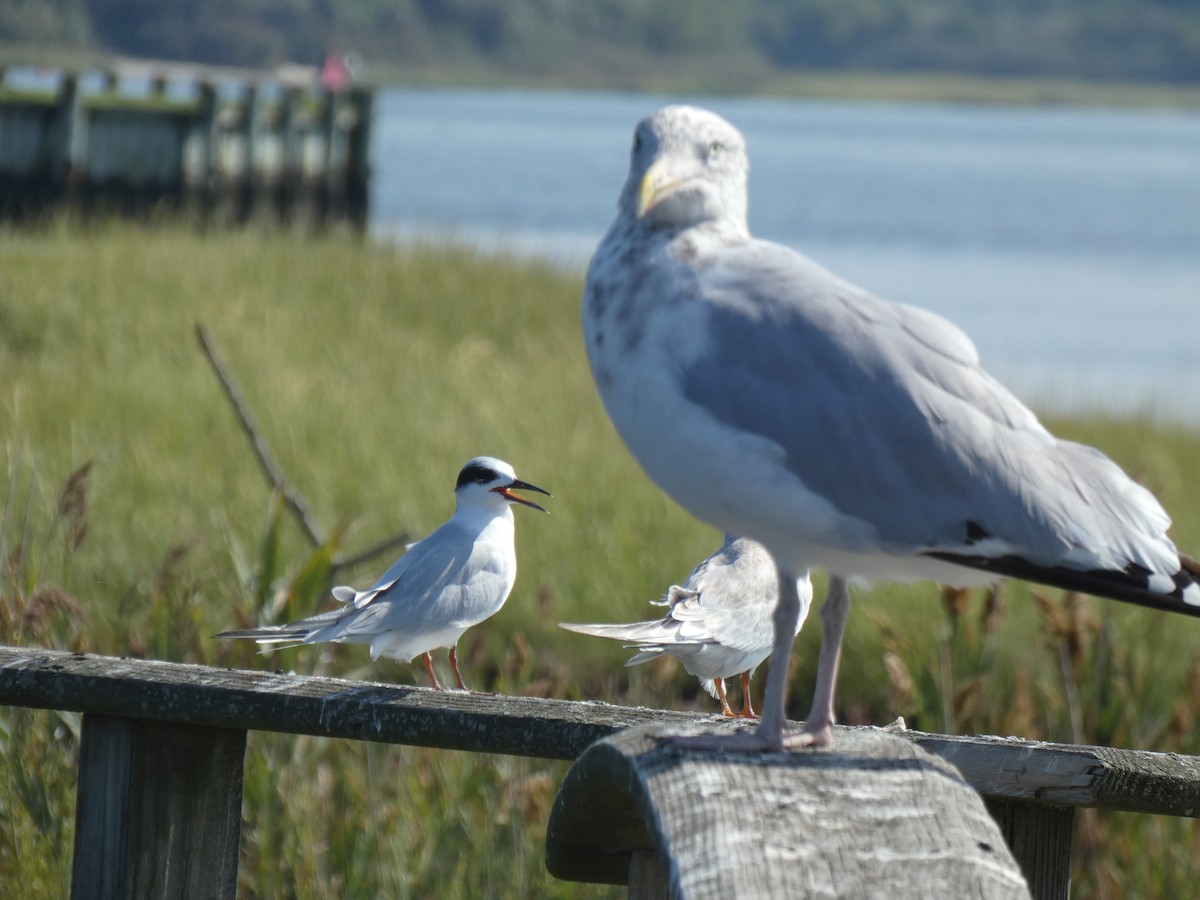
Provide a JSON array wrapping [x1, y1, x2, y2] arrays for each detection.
[[583, 105, 1200, 751], [218, 456, 549, 689], [561, 535, 811, 717]]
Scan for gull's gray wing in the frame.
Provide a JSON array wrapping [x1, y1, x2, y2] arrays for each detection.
[[677, 238, 1178, 582]]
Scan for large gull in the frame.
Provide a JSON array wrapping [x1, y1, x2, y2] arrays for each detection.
[[582, 104, 1200, 751], [218, 457, 549, 690], [561, 534, 811, 716]]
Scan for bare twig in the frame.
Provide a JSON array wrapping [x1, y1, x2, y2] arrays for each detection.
[[196, 323, 412, 575], [195, 323, 326, 548], [331, 529, 412, 578]]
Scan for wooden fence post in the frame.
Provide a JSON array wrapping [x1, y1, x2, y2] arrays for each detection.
[[627, 849, 670, 899], [547, 721, 1031, 899], [71, 714, 246, 900], [985, 800, 1074, 900]]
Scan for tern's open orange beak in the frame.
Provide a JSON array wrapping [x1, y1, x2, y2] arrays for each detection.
[[492, 479, 551, 512]]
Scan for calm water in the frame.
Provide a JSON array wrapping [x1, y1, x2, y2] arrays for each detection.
[[370, 89, 1200, 423]]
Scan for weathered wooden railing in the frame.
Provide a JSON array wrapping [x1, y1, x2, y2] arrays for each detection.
[[2, 646, 1198, 898]]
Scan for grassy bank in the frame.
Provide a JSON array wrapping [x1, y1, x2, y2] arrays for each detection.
[[2, 223, 1197, 897]]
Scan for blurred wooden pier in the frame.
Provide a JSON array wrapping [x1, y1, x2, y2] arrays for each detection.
[[0, 57, 371, 230]]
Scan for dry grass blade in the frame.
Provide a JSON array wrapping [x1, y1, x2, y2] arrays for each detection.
[[56, 460, 91, 551]]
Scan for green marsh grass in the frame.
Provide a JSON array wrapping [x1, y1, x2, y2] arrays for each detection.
[[1, 222, 1197, 897]]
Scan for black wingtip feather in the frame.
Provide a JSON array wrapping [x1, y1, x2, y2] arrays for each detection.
[[926, 552, 1200, 618]]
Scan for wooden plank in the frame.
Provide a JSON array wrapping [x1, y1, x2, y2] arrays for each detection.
[[907, 731, 1200, 816], [0, 646, 695, 761], [546, 721, 1031, 898], [2, 646, 1199, 816], [986, 800, 1074, 900], [71, 714, 245, 899]]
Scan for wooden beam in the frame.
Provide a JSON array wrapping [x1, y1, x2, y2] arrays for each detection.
[[2, 647, 1199, 817], [71, 714, 246, 899], [547, 722, 1031, 898], [0, 646, 696, 760], [907, 731, 1200, 816]]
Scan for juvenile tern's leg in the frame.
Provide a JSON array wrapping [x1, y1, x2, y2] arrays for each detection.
[[657, 566, 808, 752], [448, 645, 469, 691], [420, 652, 444, 690], [784, 575, 850, 749], [715, 677, 735, 717], [734, 671, 758, 719]]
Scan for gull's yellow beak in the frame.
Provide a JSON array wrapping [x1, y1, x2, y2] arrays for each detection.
[[636, 160, 678, 219]]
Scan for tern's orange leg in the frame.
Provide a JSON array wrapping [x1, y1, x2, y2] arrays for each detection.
[[421, 652, 444, 690], [734, 670, 758, 718], [715, 677, 736, 716], [448, 645, 469, 691]]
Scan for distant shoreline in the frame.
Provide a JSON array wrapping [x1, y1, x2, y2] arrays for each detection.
[[368, 66, 1200, 110], [4, 41, 1200, 110]]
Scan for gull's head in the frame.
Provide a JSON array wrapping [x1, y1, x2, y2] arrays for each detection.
[[619, 105, 749, 232], [454, 457, 551, 513]]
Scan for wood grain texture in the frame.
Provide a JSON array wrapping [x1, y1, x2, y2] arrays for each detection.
[[0, 645, 697, 759], [985, 800, 1074, 900], [628, 850, 670, 900], [71, 714, 245, 900], [908, 732, 1200, 816], [547, 721, 1031, 898]]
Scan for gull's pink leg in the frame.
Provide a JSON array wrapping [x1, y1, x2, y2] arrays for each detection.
[[448, 645, 469, 691], [784, 575, 850, 748], [749, 569, 808, 748], [714, 677, 735, 716], [421, 652, 445, 690]]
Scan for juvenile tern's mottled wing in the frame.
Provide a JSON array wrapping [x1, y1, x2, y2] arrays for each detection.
[[560, 536, 809, 714], [561, 538, 806, 665], [662, 538, 787, 654]]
